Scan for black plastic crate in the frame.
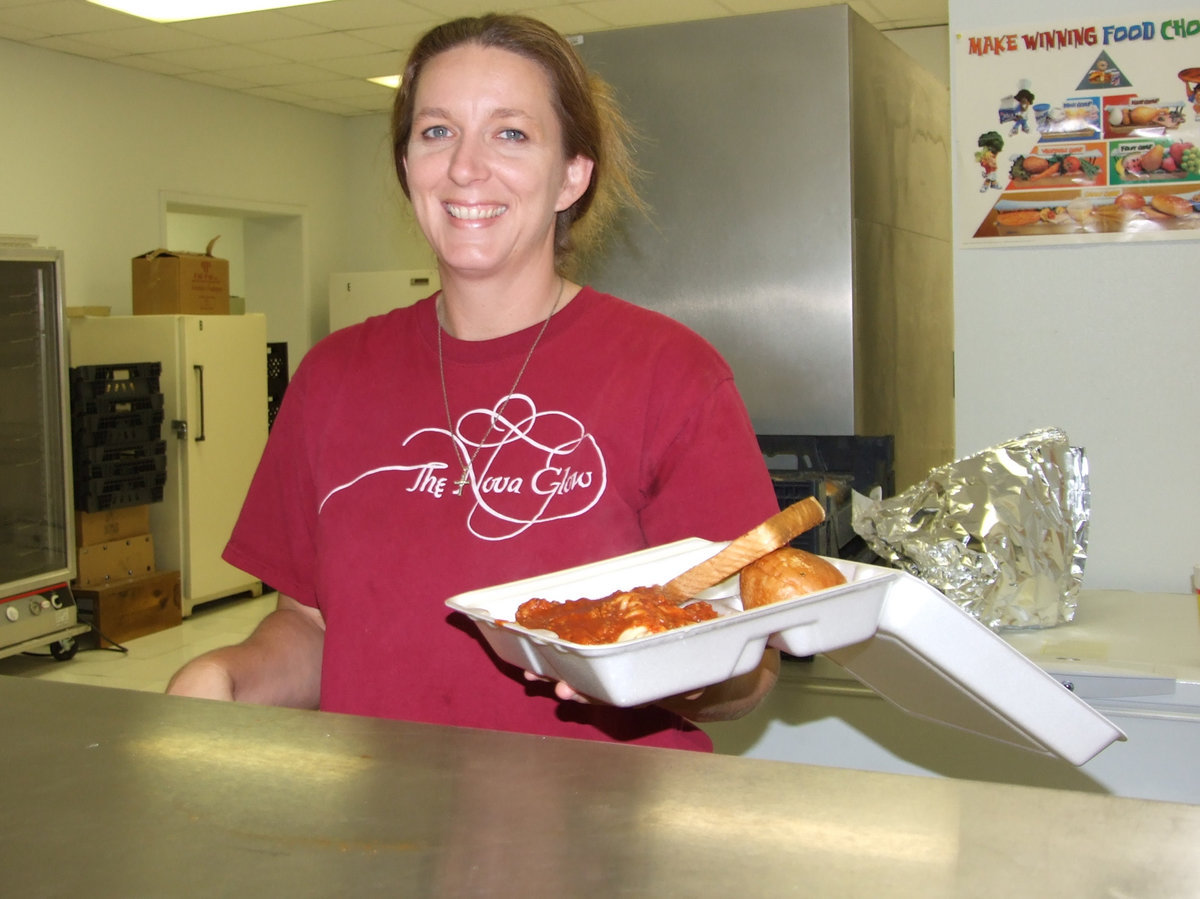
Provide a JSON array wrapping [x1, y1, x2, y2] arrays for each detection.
[[74, 452, 166, 482], [267, 342, 289, 431], [71, 423, 163, 449], [70, 374, 161, 403], [71, 406, 165, 435], [75, 469, 167, 498], [758, 434, 895, 498], [76, 439, 166, 464], [75, 484, 165, 513], [72, 391, 164, 418], [70, 361, 162, 384], [266, 342, 288, 389]]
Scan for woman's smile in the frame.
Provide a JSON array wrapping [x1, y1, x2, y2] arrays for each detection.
[[444, 202, 508, 221]]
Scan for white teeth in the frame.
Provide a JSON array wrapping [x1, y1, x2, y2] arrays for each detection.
[[446, 203, 506, 220]]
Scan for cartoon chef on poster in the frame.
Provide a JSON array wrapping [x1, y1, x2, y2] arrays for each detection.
[[1009, 84, 1037, 136]]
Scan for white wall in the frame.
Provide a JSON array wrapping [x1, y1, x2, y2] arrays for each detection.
[[340, 115, 437, 273], [949, 1, 1197, 593], [0, 37, 349, 351]]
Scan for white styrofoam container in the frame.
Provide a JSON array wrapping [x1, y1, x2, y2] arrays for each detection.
[[446, 539, 1126, 765], [447, 539, 890, 706]]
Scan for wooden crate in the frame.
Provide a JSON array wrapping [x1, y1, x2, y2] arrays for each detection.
[[75, 534, 156, 588], [75, 504, 151, 547], [73, 570, 181, 648]]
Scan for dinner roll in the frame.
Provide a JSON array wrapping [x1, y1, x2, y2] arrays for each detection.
[[740, 547, 846, 609]]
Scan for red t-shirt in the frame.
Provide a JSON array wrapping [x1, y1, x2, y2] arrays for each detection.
[[224, 287, 778, 749]]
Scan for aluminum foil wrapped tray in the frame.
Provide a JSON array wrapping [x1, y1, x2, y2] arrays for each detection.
[[852, 428, 1089, 629]]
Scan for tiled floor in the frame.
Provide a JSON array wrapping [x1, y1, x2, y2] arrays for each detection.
[[0, 591, 276, 694]]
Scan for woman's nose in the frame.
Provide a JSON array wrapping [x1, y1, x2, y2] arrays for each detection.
[[449, 137, 487, 184]]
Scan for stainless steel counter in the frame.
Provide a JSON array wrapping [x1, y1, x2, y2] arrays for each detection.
[[3, 676, 1198, 897]]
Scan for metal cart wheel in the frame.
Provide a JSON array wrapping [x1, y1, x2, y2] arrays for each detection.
[[49, 637, 79, 661]]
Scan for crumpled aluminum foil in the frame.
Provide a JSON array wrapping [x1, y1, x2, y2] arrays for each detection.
[[852, 428, 1089, 630]]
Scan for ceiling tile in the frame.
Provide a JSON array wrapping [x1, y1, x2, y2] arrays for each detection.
[[0, 0, 137, 35], [67, 24, 218, 54], [518, 4, 614, 36], [286, 78, 391, 101], [245, 30, 390, 62], [312, 49, 408, 80], [169, 10, 326, 43], [139, 42, 287, 71], [846, 1, 886, 24], [179, 70, 256, 90], [406, 0, 513, 19], [716, 0, 825, 15], [573, 0, 733, 29], [220, 60, 341, 86], [342, 21, 441, 52], [282, 0, 433, 30], [113, 54, 197, 76], [0, 22, 50, 41], [29, 33, 123, 58], [868, 0, 947, 26]]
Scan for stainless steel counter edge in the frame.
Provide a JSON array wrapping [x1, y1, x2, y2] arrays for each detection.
[[3, 676, 1197, 897]]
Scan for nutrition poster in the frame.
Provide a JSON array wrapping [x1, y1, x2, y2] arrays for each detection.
[[955, 14, 1200, 245]]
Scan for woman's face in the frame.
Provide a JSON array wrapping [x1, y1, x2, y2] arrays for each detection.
[[404, 44, 593, 280]]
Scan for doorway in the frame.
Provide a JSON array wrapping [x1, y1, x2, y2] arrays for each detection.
[[160, 192, 309, 376]]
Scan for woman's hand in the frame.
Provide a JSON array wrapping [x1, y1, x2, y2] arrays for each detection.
[[523, 670, 595, 703]]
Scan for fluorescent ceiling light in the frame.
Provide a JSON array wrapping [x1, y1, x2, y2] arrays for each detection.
[[87, 0, 336, 23], [369, 75, 400, 89]]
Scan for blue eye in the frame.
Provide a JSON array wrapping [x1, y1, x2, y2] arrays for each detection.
[[499, 128, 527, 141], [422, 125, 451, 139]]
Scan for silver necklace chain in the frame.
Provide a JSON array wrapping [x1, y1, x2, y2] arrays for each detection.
[[437, 278, 565, 496]]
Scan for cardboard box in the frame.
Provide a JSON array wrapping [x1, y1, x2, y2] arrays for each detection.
[[74, 570, 181, 648], [132, 238, 230, 315], [75, 534, 156, 588], [75, 504, 151, 547]]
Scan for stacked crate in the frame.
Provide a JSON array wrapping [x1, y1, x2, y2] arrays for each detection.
[[266, 341, 288, 430], [69, 361, 180, 646], [70, 361, 166, 512]]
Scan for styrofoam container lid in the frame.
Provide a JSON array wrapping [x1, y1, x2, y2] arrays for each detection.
[[446, 539, 1126, 766]]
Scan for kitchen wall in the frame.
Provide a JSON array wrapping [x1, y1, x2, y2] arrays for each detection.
[[0, 37, 348, 350], [3, 8, 1190, 594], [950, 0, 1198, 593]]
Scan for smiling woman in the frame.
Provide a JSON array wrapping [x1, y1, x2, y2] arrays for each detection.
[[165, 13, 783, 751]]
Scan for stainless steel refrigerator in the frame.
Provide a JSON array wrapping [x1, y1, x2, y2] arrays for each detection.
[[575, 5, 954, 489], [69, 314, 267, 616]]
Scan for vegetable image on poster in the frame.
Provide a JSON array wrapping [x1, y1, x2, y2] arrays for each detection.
[[956, 15, 1200, 244]]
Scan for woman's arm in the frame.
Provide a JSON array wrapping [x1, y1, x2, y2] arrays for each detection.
[[165, 594, 325, 709]]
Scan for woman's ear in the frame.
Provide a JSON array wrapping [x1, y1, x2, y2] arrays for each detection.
[[557, 155, 596, 211]]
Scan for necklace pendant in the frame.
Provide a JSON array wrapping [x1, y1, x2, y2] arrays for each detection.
[[453, 471, 470, 496]]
